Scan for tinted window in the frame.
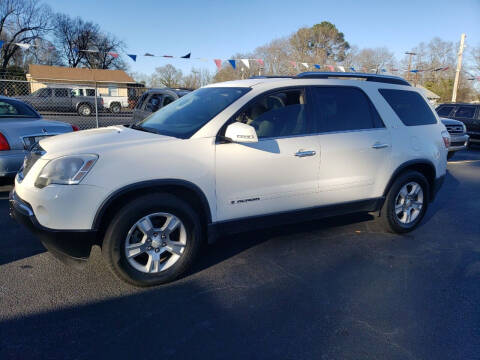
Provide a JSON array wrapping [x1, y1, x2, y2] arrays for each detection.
[[455, 106, 475, 119], [38, 88, 51, 97], [379, 89, 437, 126], [86, 89, 95, 97], [145, 95, 162, 112], [54, 88, 69, 97], [436, 105, 454, 117], [136, 94, 147, 109], [233, 89, 308, 138], [163, 96, 175, 107], [0, 99, 39, 118], [310, 86, 384, 133], [140, 87, 250, 138]]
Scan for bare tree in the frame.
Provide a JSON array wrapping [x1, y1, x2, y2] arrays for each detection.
[[150, 64, 183, 88], [53, 13, 126, 70], [0, 0, 52, 72], [353, 47, 396, 73], [181, 67, 212, 89]]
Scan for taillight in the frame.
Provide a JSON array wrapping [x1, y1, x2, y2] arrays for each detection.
[[441, 130, 450, 149], [0, 132, 10, 151], [71, 125, 79, 132]]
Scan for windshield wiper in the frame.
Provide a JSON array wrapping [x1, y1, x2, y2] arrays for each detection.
[[130, 123, 161, 135]]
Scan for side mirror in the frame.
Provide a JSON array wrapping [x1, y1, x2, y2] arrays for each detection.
[[225, 122, 258, 143]]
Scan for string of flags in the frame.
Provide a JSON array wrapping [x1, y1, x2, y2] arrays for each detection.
[[1, 40, 479, 80]]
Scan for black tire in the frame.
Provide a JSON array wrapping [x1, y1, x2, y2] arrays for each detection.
[[110, 102, 121, 113], [77, 103, 92, 116], [376, 170, 429, 234], [102, 193, 203, 286], [447, 151, 455, 160]]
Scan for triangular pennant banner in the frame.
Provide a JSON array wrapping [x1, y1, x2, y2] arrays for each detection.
[[289, 61, 297, 68], [241, 59, 250, 69], [0, 40, 4, 49], [144, 53, 154, 56], [73, 47, 79, 53], [214, 59, 222, 70], [327, 65, 334, 71], [256, 59, 264, 66], [337, 65, 345, 72], [181, 52, 191, 59], [301, 63, 309, 69], [15, 43, 31, 49], [108, 52, 119, 58], [228, 60, 236, 69], [314, 64, 321, 69], [350, 67, 356, 72], [163, 55, 173, 58], [127, 54, 137, 62], [442, 67, 449, 71], [410, 69, 419, 73]]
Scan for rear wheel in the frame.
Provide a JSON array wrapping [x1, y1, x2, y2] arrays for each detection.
[[102, 193, 203, 286], [110, 102, 121, 113], [78, 104, 92, 116], [376, 170, 429, 233]]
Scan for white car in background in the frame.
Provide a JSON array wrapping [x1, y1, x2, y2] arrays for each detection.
[[10, 72, 449, 287], [72, 87, 128, 114]]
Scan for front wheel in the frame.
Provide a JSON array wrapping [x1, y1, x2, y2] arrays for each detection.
[[102, 193, 203, 286], [376, 170, 429, 233]]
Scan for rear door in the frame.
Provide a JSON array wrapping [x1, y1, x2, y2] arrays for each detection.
[[453, 105, 478, 134], [31, 88, 52, 111], [308, 86, 391, 204]]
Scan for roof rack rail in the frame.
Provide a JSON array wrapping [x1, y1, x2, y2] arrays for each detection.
[[294, 72, 411, 86], [249, 75, 293, 79]]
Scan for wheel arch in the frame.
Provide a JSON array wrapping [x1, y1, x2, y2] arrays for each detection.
[[383, 159, 437, 201], [92, 179, 212, 243], [76, 102, 93, 111]]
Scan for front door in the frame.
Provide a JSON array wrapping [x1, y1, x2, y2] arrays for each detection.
[[215, 88, 320, 221]]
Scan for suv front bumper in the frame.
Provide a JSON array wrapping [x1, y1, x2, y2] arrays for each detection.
[[449, 133, 469, 152], [9, 189, 96, 266]]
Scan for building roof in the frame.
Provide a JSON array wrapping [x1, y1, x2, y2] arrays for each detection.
[[28, 64, 135, 84], [415, 84, 440, 100]]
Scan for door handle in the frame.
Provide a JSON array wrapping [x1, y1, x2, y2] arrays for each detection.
[[371, 143, 390, 149], [295, 150, 316, 157]]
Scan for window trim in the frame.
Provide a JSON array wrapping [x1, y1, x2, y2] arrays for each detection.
[[436, 105, 455, 117], [216, 85, 386, 142]]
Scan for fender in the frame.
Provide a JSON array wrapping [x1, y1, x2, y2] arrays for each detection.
[[92, 179, 212, 230], [383, 158, 437, 199]]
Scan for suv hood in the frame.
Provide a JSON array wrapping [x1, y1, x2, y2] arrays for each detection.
[[38, 125, 177, 159], [440, 117, 464, 126]]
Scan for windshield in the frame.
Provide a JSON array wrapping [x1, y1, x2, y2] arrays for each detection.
[[138, 87, 250, 138], [0, 99, 40, 118]]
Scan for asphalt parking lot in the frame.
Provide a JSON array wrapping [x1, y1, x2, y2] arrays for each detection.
[[0, 149, 479, 360]]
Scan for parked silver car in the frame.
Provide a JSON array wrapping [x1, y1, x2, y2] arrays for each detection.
[[0, 96, 75, 178], [441, 117, 469, 160]]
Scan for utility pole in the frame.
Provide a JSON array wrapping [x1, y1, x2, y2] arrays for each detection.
[[452, 33, 466, 102], [405, 51, 417, 82]]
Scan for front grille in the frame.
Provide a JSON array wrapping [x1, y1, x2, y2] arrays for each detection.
[[451, 141, 465, 146], [445, 125, 464, 134], [18, 144, 45, 181]]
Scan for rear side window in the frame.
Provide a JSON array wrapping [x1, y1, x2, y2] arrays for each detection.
[[379, 89, 437, 126], [310, 86, 384, 133], [436, 105, 454, 117], [0, 99, 39, 118], [54, 88, 69, 97], [455, 106, 475, 119]]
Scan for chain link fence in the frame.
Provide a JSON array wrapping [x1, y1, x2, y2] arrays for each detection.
[[0, 78, 148, 129]]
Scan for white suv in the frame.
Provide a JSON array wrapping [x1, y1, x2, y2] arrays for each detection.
[[9, 72, 449, 286]]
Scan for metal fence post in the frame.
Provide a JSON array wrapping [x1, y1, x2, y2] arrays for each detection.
[[94, 81, 99, 128]]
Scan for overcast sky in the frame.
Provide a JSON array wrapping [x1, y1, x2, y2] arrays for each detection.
[[43, 0, 480, 75]]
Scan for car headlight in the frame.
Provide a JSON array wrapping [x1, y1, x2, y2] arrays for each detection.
[[35, 154, 98, 188]]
